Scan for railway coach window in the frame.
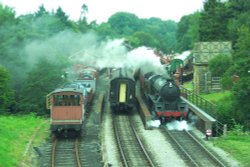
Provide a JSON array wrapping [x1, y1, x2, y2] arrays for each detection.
[[54, 94, 80, 106], [71, 95, 80, 106], [54, 95, 63, 106], [63, 95, 71, 106]]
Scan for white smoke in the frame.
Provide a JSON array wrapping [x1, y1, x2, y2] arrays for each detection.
[[126, 46, 166, 74], [24, 30, 166, 74], [24, 31, 100, 69], [147, 120, 161, 128], [166, 120, 193, 131]]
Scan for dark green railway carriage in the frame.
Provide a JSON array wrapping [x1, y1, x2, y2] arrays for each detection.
[[109, 68, 136, 111]]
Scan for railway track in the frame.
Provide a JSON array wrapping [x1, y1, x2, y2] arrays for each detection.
[[51, 137, 81, 167], [161, 127, 226, 167], [113, 114, 155, 167]]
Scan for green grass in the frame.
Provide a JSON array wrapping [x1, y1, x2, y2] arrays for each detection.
[[200, 91, 232, 104], [182, 81, 193, 90], [0, 113, 49, 167], [182, 81, 232, 104], [213, 132, 250, 167]]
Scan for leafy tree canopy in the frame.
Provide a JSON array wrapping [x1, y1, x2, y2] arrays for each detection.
[[233, 26, 250, 76], [19, 58, 67, 115], [176, 12, 200, 51], [127, 31, 159, 48], [35, 4, 49, 17], [108, 12, 142, 36], [199, 0, 229, 41], [0, 66, 13, 113], [0, 3, 16, 26]]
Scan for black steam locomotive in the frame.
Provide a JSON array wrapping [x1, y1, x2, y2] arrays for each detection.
[[138, 70, 188, 122], [109, 68, 136, 111]]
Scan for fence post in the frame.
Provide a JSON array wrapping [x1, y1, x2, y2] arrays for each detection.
[[223, 124, 227, 137], [216, 122, 218, 136]]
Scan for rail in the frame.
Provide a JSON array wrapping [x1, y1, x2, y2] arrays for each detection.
[[129, 118, 155, 167], [162, 128, 199, 167], [51, 137, 81, 167], [113, 117, 129, 167], [162, 128, 226, 167], [51, 138, 57, 167], [75, 138, 81, 167], [113, 114, 155, 167]]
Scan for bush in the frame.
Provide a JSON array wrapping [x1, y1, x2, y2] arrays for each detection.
[[221, 75, 233, 90], [232, 76, 250, 131], [208, 54, 232, 76], [0, 66, 13, 113], [215, 94, 235, 129]]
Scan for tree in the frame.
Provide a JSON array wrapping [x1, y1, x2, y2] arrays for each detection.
[[230, 26, 250, 130], [232, 76, 250, 130], [80, 4, 88, 20], [0, 66, 13, 113], [128, 31, 159, 48], [19, 58, 66, 115], [208, 55, 233, 90], [176, 12, 200, 51], [233, 26, 250, 76], [95, 22, 114, 38], [0, 4, 16, 26], [199, 0, 229, 41], [108, 12, 141, 36], [208, 55, 232, 76], [35, 4, 49, 17], [78, 4, 90, 33], [227, 0, 250, 47], [142, 18, 177, 53], [54, 7, 72, 30]]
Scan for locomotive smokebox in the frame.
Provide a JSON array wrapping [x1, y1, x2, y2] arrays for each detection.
[[150, 75, 180, 102], [160, 84, 180, 102]]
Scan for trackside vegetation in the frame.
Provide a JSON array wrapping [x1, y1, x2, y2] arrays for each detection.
[[0, 114, 49, 167], [183, 82, 249, 166], [213, 130, 250, 167]]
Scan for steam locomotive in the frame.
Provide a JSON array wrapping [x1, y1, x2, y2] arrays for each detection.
[[138, 70, 188, 122], [109, 68, 136, 111], [46, 66, 97, 133]]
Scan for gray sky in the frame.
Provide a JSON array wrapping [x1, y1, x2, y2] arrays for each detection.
[[1, 0, 204, 23]]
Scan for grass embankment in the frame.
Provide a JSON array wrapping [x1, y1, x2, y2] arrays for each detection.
[[200, 91, 232, 104], [182, 81, 232, 104], [0, 113, 49, 167], [213, 132, 250, 167], [183, 81, 249, 166]]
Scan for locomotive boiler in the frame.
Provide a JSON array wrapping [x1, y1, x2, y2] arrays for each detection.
[[139, 71, 188, 122]]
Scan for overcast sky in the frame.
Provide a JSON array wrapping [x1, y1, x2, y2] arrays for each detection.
[[1, 0, 204, 23]]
